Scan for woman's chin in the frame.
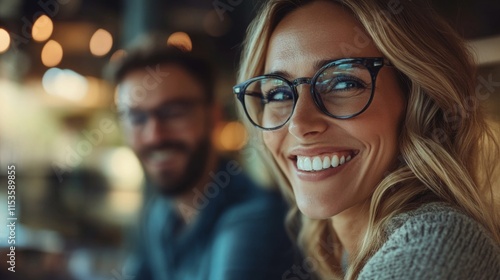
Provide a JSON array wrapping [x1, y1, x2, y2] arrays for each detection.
[[296, 198, 341, 220]]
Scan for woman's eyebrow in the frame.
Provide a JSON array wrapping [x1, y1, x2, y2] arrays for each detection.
[[266, 70, 293, 79], [314, 58, 341, 69], [265, 58, 342, 78]]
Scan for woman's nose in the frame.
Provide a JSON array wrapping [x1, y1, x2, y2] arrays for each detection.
[[287, 84, 328, 140]]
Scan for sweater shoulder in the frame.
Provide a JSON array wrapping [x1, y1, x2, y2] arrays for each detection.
[[359, 202, 500, 279], [384, 202, 483, 236]]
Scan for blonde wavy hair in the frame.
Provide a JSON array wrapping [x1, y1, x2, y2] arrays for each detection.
[[236, 0, 500, 279]]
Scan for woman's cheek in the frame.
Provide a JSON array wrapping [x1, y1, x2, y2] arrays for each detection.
[[263, 131, 278, 152], [263, 130, 287, 167]]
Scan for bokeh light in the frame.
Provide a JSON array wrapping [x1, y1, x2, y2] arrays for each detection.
[[167, 32, 192, 51], [0, 28, 10, 53], [32, 15, 54, 42], [105, 147, 144, 191], [219, 121, 248, 151], [89, 28, 113, 57], [41, 39, 63, 67], [109, 49, 127, 62], [42, 68, 88, 101]]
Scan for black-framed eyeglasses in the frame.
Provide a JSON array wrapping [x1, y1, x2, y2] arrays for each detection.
[[233, 57, 392, 130], [119, 99, 207, 129]]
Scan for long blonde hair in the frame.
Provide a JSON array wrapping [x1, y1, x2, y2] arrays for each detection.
[[236, 0, 500, 279]]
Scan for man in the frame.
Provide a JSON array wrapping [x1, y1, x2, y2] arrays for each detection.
[[111, 43, 295, 280]]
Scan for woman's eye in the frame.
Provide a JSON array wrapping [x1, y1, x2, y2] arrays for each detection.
[[332, 80, 363, 90], [321, 76, 367, 92], [265, 88, 293, 102]]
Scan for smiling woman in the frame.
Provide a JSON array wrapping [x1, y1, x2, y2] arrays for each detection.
[[235, 0, 500, 279]]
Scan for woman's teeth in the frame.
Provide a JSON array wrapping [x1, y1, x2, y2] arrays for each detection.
[[297, 154, 352, 172]]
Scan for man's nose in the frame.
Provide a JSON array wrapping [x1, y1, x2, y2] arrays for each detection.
[[142, 116, 168, 145]]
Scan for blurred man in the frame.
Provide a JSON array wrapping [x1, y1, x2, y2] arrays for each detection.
[[111, 44, 295, 280]]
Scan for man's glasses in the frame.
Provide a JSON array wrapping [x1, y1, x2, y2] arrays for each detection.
[[120, 99, 207, 130], [233, 57, 392, 130]]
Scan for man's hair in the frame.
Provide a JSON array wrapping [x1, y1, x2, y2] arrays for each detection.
[[110, 43, 215, 103]]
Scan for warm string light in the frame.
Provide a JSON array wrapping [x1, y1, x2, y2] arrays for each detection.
[[41, 40, 63, 67], [110, 49, 127, 62], [218, 121, 248, 151], [32, 15, 54, 42], [167, 32, 192, 51], [0, 28, 10, 53], [89, 28, 113, 57], [42, 68, 88, 101]]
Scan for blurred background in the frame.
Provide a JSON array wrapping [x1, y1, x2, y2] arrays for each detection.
[[0, 0, 499, 279]]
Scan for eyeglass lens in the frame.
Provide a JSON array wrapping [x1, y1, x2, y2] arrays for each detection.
[[122, 100, 205, 128], [243, 62, 373, 129]]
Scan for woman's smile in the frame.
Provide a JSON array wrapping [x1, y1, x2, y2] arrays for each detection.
[[262, 1, 405, 219]]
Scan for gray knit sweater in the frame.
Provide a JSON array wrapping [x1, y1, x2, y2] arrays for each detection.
[[358, 202, 500, 279]]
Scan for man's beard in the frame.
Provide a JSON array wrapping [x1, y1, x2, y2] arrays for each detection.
[[143, 137, 212, 197]]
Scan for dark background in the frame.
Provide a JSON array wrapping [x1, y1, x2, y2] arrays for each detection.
[[0, 0, 499, 279]]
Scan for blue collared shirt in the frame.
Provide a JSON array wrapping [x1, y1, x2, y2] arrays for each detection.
[[132, 159, 297, 280]]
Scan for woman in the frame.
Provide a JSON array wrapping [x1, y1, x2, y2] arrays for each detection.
[[234, 0, 500, 279]]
